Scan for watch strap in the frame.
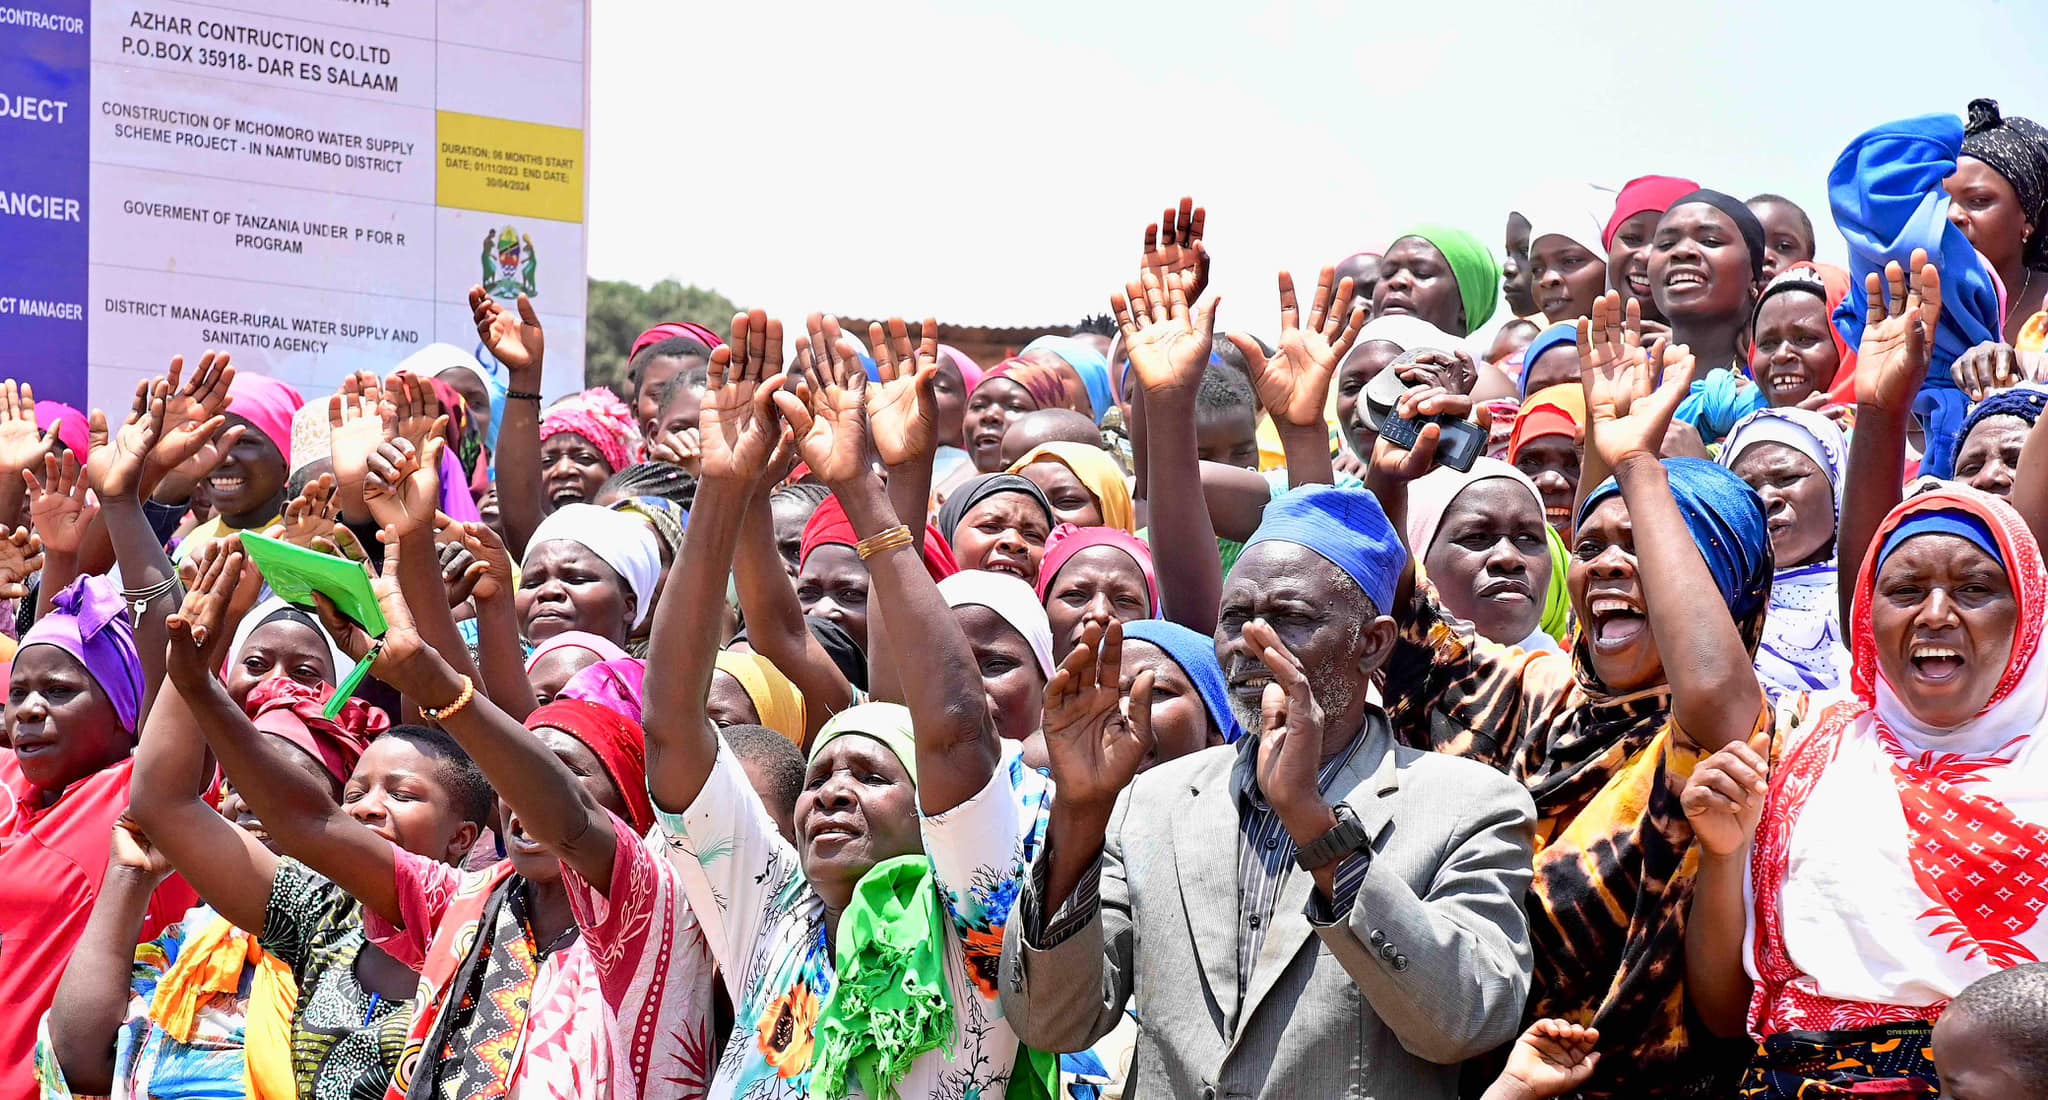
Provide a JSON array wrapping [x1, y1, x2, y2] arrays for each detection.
[[1294, 803, 1367, 871]]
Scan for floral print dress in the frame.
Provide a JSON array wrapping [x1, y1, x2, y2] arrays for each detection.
[[658, 739, 1051, 1100]]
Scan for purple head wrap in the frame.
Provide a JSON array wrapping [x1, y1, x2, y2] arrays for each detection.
[[21, 575, 145, 732]]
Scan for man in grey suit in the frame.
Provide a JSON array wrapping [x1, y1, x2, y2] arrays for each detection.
[[1000, 484, 1537, 1100]]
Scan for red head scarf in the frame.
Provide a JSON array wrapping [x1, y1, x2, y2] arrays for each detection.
[[629, 322, 724, 362], [245, 677, 391, 786], [1602, 174, 1701, 252], [799, 495, 960, 582], [525, 699, 654, 834], [1507, 384, 1588, 463]]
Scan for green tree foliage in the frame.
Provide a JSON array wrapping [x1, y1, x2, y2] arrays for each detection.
[[585, 277, 738, 394]]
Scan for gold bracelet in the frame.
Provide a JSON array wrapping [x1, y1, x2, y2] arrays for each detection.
[[421, 674, 475, 725], [855, 524, 915, 560]]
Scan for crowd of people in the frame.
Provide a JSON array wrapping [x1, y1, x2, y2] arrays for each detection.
[[7, 99, 2048, 1100]]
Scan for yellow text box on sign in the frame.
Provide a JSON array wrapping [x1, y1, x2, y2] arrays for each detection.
[[435, 112, 584, 223]]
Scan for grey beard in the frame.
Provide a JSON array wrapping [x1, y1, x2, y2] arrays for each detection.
[[1225, 663, 1358, 737]]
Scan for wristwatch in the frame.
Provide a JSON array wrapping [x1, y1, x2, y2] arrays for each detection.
[[1294, 803, 1368, 871]]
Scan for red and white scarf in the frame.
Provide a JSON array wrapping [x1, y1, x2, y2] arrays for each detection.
[[1746, 486, 2048, 1036]]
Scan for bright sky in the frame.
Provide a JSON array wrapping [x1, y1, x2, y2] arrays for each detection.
[[588, 0, 2047, 342]]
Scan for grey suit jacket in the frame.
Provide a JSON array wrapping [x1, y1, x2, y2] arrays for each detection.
[[999, 715, 1536, 1100]]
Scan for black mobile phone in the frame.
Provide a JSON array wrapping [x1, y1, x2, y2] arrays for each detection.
[[1381, 412, 1486, 472]]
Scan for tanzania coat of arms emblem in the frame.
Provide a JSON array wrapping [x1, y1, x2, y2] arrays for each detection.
[[482, 226, 538, 299]]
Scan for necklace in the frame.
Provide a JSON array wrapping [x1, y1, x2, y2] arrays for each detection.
[[513, 880, 582, 957], [2005, 267, 2037, 329]]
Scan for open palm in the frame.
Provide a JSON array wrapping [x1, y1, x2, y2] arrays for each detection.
[[700, 310, 785, 482], [1115, 269, 1215, 397], [87, 380, 168, 501], [27, 452, 99, 556], [1236, 268, 1365, 428], [362, 438, 443, 539], [0, 381, 53, 476], [1140, 197, 1209, 303], [1855, 250, 1943, 413], [469, 288, 544, 377], [1578, 292, 1696, 467], [864, 317, 942, 467], [773, 314, 870, 486], [1042, 621, 1156, 810]]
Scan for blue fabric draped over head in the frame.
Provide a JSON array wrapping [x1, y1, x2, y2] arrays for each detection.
[[1960, 385, 2048, 443], [1577, 457, 1773, 626], [1024, 335, 1116, 424], [1519, 322, 1581, 397], [1877, 510, 2004, 572], [1121, 619, 1245, 744], [1827, 113, 2005, 478], [1240, 485, 1407, 615]]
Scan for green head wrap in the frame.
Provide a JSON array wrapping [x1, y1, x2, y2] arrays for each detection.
[[808, 702, 918, 785], [1396, 224, 1501, 334]]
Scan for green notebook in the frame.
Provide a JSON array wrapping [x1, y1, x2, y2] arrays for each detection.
[[237, 533, 386, 716]]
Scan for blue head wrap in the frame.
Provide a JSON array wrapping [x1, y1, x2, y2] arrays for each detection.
[[1239, 485, 1406, 615], [1827, 113, 2005, 478], [1024, 336, 1116, 424], [1577, 457, 1772, 626], [1519, 322, 1581, 396], [1876, 509, 2004, 572], [1122, 619, 1245, 744], [1960, 385, 2048, 446]]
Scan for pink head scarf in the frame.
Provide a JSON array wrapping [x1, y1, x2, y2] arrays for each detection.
[[558, 657, 647, 723], [629, 322, 725, 362], [939, 344, 984, 392], [540, 387, 643, 475], [33, 402, 88, 456], [225, 374, 306, 468], [1035, 522, 1159, 612]]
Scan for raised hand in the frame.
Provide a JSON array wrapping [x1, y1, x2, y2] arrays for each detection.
[[1682, 729, 1772, 858], [1854, 249, 1942, 414], [0, 525, 44, 600], [1246, 618, 1329, 821], [1141, 197, 1210, 304], [451, 519, 514, 603], [863, 317, 943, 468], [387, 372, 449, 458], [271, 473, 342, 549], [773, 314, 871, 486], [86, 378, 173, 502], [1495, 1020, 1603, 1100], [469, 288, 544, 382], [0, 380, 54, 479], [361, 436, 443, 540], [151, 352, 237, 483], [327, 387, 386, 496], [698, 309, 787, 483], [1577, 292, 1698, 469], [24, 451, 99, 556], [313, 528, 450, 703], [1232, 268, 1366, 428], [1042, 620, 1156, 811], [165, 538, 249, 692], [1113, 268, 1218, 398]]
